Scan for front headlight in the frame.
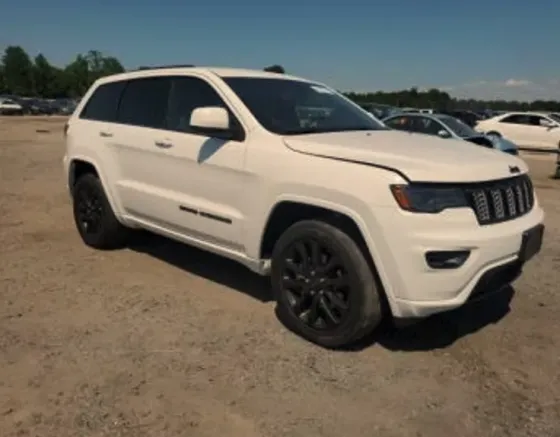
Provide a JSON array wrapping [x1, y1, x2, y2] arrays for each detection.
[[390, 184, 468, 213]]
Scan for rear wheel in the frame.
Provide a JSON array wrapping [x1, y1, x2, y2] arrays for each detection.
[[72, 173, 129, 250], [271, 220, 383, 349]]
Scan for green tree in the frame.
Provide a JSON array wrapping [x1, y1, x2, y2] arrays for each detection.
[[2, 46, 35, 95], [33, 54, 56, 98], [64, 54, 91, 97], [1, 44, 560, 111], [100, 56, 125, 76], [0, 65, 5, 94], [84, 50, 124, 82]]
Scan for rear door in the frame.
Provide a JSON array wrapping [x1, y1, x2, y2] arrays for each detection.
[[108, 76, 178, 224], [66, 81, 126, 204]]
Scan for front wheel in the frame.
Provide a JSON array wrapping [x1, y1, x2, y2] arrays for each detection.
[[271, 220, 383, 349]]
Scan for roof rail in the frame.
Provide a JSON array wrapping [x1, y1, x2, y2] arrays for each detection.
[[136, 64, 195, 70]]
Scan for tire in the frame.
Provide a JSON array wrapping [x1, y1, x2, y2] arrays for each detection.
[[271, 220, 383, 349], [72, 173, 129, 250]]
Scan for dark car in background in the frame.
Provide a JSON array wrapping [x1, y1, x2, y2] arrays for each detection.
[[27, 98, 57, 115], [53, 98, 78, 115], [359, 102, 401, 119], [382, 112, 519, 155], [437, 109, 482, 127]]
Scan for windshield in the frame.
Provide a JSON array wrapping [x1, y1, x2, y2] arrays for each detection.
[[438, 115, 479, 138], [223, 77, 387, 135], [548, 113, 560, 123]]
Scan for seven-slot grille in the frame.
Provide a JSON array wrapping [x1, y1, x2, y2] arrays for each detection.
[[465, 175, 534, 225]]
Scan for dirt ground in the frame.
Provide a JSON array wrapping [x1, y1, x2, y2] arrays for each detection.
[[0, 116, 559, 437]]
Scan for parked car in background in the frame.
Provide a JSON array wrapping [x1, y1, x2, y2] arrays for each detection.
[[383, 112, 519, 155], [359, 102, 401, 120], [475, 111, 560, 151], [27, 98, 57, 115], [437, 109, 482, 127], [0, 97, 24, 115]]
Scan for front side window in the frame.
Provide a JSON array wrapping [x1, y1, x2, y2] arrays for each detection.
[[412, 117, 444, 135], [437, 115, 478, 137], [384, 116, 412, 131], [117, 77, 170, 129], [500, 114, 529, 125], [165, 76, 243, 138], [532, 116, 555, 127], [80, 81, 126, 122], [223, 77, 387, 135]]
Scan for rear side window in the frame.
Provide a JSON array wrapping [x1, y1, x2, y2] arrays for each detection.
[[117, 77, 171, 129], [79, 81, 125, 122]]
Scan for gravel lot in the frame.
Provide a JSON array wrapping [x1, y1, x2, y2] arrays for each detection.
[[1, 116, 559, 437]]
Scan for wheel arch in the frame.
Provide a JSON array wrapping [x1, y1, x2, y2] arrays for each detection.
[[258, 196, 396, 315], [68, 156, 126, 223]]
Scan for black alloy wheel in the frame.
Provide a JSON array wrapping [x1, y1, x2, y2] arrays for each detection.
[[271, 220, 383, 349], [75, 183, 104, 236], [279, 238, 350, 330], [72, 173, 129, 250]]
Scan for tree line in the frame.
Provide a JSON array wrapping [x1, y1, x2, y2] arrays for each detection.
[[1, 46, 559, 111], [0, 46, 125, 99]]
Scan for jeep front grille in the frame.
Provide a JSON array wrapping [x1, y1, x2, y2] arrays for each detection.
[[465, 175, 534, 225]]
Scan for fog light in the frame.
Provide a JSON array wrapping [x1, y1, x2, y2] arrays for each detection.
[[425, 250, 470, 269]]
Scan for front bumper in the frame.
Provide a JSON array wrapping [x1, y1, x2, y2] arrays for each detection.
[[368, 202, 545, 319]]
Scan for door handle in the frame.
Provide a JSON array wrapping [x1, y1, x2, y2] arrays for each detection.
[[99, 131, 113, 138], [154, 141, 173, 149]]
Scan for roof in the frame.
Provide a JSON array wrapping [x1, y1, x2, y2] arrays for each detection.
[[95, 66, 312, 85]]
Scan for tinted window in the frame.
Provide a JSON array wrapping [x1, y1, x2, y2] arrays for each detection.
[[500, 114, 530, 125], [412, 117, 443, 135], [532, 116, 551, 126], [80, 81, 125, 121], [384, 116, 412, 131], [165, 76, 242, 136], [437, 115, 477, 137], [117, 77, 170, 128], [223, 77, 386, 135]]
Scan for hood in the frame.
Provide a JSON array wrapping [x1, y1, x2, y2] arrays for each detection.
[[283, 130, 528, 183]]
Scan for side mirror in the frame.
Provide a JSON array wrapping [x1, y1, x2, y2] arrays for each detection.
[[539, 119, 556, 129], [190, 106, 230, 131], [437, 129, 451, 138]]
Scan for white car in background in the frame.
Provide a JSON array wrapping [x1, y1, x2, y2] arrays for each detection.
[[0, 98, 24, 115], [475, 111, 560, 151]]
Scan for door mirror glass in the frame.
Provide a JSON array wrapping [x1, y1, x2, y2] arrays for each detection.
[[437, 129, 451, 138]]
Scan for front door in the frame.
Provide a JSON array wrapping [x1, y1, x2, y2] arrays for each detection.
[[147, 75, 250, 251]]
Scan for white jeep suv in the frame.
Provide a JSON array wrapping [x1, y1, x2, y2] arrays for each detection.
[[63, 66, 545, 348]]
